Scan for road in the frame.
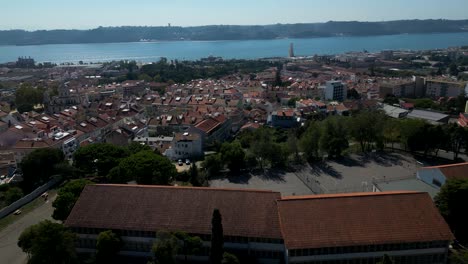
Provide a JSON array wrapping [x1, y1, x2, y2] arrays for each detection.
[[0, 194, 56, 264]]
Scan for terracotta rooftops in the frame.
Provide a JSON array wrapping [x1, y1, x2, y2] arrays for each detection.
[[421, 162, 468, 180], [277, 191, 453, 250], [65, 184, 282, 239]]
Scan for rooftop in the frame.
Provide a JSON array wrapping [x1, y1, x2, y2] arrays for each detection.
[[65, 184, 283, 239], [407, 109, 449, 122], [277, 191, 453, 249], [421, 162, 468, 180]]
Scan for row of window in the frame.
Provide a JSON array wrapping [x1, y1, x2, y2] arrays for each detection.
[[73, 227, 283, 245], [289, 241, 448, 256], [294, 253, 446, 264]]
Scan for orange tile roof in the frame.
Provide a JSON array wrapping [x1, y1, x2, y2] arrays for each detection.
[[277, 192, 453, 249], [65, 184, 282, 239], [422, 162, 468, 180]]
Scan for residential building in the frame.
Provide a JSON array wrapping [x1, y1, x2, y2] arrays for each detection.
[[379, 80, 416, 98], [66, 185, 453, 264], [166, 132, 203, 160], [269, 109, 299, 128], [417, 162, 468, 189], [133, 136, 174, 154], [190, 114, 232, 147], [325, 81, 347, 101], [425, 79, 468, 98]]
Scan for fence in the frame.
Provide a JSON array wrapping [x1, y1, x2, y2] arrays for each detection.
[[0, 176, 61, 219]]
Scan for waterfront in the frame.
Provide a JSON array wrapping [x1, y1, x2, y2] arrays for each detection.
[[1, 32, 468, 63]]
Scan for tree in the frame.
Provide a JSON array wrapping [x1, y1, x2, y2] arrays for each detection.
[[18, 220, 77, 264], [445, 124, 468, 160], [348, 111, 386, 152], [52, 179, 92, 221], [95, 230, 122, 264], [220, 141, 245, 173], [399, 119, 426, 152], [20, 148, 65, 191], [222, 252, 240, 264], [152, 231, 179, 264], [210, 209, 224, 264], [127, 141, 152, 154], [73, 143, 129, 176], [108, 150, 177, 185], [4, 187, 24, 205], [435, 179, 468, 244], [383, 119, 401, 149], [300, 122, 322, 161], [320, 118, 349, 158], [189, 163, 203, 187], [377, 254, 394, 264], [202, 154, 223, 178], [450, 249, 468, 264], [173, 231, 203, 263], [383, 94, 399, 105], [15, 84, 44, 110], [347, 88, 361, 100]]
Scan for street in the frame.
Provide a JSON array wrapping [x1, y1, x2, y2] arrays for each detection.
[[0, 194, 56, 264]]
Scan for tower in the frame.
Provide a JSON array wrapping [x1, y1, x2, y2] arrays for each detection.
[[289, 43, 295, 58]]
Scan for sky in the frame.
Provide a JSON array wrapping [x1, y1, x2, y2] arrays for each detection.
[[1, 0, 468, 30]]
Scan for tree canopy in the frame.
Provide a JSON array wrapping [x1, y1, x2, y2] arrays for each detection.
[[73, 143, 128, 176], [108, 150, 177, 185], [4, 187, 24, 206], [152, 231, 179, 264], [18, 220, 77, 264], [95, 230, 122, 264], [220, 141, 245, 173], [20, 148, 65, 191], [52, 179, 92, 221], [435, 178, 468, 244]]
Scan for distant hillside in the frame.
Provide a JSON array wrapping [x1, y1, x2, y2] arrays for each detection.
[[1, 19, 468, 45]]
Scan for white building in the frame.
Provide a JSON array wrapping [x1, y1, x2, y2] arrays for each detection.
[[325, 81, 347, 101], [166, 132, 203, 160]]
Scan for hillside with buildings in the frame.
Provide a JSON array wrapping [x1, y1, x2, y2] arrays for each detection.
[[1, 19, 468, 45]]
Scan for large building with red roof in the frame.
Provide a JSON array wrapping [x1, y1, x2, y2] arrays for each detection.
[[66, 185, 453, 264], [417, 162, 468, 188]]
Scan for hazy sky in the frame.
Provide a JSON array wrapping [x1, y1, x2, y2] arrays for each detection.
[[2, 0, 468, 30]]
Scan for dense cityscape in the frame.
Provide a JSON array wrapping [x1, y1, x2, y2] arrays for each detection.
[[1, 2, 468, 263]]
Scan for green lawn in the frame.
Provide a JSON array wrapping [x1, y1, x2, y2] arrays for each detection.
[[0, 189, 57, 232]]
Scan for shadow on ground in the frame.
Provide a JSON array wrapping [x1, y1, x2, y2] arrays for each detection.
[[310, 162, 342, 179], [211, 168, 290, 184]]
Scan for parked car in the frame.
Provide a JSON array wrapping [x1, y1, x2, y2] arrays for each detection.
[[185, 159, 191, 165], [14, 209, 22, 215], [178, 159, 183, 166]]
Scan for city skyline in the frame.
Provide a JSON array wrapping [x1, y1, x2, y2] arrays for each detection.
[[2, 0, 468, 30]]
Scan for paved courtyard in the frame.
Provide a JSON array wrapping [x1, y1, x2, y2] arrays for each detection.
[[210, 152, 422, 196], [210, 170, 313, 196], [297, 152, 421, 194]]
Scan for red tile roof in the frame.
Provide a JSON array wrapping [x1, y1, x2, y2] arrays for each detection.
[[277, 192, 453, 249], [65, 184, 282, 239], [422, 162, 468, 180]]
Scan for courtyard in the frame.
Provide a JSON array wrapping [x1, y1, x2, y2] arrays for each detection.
[[210, 152, 422, 196]]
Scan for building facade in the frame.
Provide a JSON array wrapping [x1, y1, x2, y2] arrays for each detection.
[[66, 185, 454, 264], [325, 81, 347, 101]]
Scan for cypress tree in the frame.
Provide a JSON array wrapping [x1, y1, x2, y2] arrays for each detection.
[[210, 209, 224, 264]]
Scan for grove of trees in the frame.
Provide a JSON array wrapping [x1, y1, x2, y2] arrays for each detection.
[[18, 220, 78, 264]]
